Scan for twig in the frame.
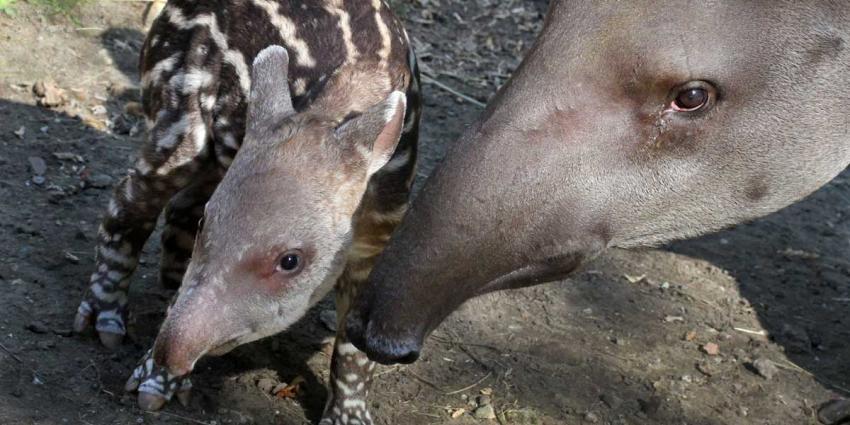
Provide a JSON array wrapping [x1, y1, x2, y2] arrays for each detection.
[[444, 371, 491, 395], [421, 73, 486, 108], [0, 341, 23, 363], [405, 369, 492, 395], [157, 411, 215, 425], [733, 327, 768, 336]]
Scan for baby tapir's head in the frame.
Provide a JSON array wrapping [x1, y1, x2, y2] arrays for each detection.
[[153, 46, 406, 376]]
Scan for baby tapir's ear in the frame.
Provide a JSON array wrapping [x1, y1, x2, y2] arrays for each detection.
[[336, 91, 407, 177], [248, 45, 295, 129]]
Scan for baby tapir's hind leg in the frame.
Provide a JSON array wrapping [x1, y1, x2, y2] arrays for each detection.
[[321, 204, 408, 425], [74, 105, 211, 348], [159, 173, 221, 290]]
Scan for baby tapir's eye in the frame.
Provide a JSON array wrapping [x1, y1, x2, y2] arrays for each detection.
[[276, 250, 304, 274], [670, 81, 717, 113]]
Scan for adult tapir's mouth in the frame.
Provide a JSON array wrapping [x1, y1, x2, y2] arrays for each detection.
[[476, 252, 586, 296]]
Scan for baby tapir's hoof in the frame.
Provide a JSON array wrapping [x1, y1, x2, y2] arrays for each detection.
[[73, 294, 128, 349], [125, 349, 192, 411]]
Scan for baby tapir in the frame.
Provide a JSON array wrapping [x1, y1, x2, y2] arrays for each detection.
[[73, 0, 420, 422]]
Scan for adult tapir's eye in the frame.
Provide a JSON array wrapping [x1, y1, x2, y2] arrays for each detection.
[[670, 81, 717, 112], [277, 250, 304, 274]]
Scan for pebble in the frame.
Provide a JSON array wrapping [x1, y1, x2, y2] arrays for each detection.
[[28, 156, 47, 175], [256, 378, 277, 394], [819, 399, 850, 425], [476, 395, 491, 407], [583, 411, 599, 423], [600, 393, 622, 409], [32, 176, 46, 185], [473, 404, 496, 420], [25, 321, 49, 334], [87, 174, 114, 189], [751, 357, 778, 380], [701, 342, 720, 356]]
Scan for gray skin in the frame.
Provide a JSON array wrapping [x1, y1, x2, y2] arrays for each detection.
[[346, 0, 850, 367]]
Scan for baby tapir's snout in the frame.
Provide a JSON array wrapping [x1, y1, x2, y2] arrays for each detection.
[[152, 281, 237, 376]]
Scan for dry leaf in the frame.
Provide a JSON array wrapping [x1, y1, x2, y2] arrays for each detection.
[[623, 273, 646, 284], [684, 330, 697, 342], [450, 407, 466, 418], [274, 375, 306, 399], [702, 342, 720, 356]]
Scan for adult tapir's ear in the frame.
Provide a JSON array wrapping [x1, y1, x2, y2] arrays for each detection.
[[336, 91, 407, 177], [248, 45, 295, 127]]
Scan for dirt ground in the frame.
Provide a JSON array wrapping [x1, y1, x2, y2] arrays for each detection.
[[1, 1, 849, 424]]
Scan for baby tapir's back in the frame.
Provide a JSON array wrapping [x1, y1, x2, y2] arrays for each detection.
[[139, 0, 418, 170]]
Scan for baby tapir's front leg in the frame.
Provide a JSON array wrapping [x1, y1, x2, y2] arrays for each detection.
[[321, 202, 408, 425], [73, 107, 213, 347]]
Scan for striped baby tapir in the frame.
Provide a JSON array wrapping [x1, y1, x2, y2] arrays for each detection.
[[72, 0, 420, 422]]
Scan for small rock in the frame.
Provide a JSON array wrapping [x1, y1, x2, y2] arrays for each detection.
[[751, 357, 778, 380], [664, 315, 684, 323], [32, 176, 46, 185], [14, 126, 26, 139], [87, 174, 113, 189], [819, 399, 850, 425], [25, 321, 49, 334], [33, 80, 67, 108], [660, 281, 670, 290], [476, 395, 491, 407], [256, 378, 277, 394], [319, 309, 337, 332], [64, 251, 80, 264], [52, 328, 73, 337], [600, 393, 622, 409], [10, 278, 25, 285], [53, 152, 84, 163], [701, 342, 720, 356], [124, 101, 145, 117], [473, 404, 496, 420], [28, 156, 47, 175], [684, 330, 697, 341], [90, 105, 107, 115], [583, 411, 599, 423], [638, 396, 662, 416]]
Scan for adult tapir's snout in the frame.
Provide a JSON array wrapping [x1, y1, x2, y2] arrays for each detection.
[[345, 303, 423, 365], [349, 0, 850, 364]]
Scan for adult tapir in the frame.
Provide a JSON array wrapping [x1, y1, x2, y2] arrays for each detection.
[[346, 0, 850, 422]]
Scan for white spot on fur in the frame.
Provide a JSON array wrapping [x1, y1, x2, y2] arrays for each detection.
[[141, 52, 181, 88], [155, 114, 191, 150], [179, 68, 214, 95], [97, 246, 135, 268], [344, 373, 359, 383], [343, 399, 366, 409], [337, 343, 358, 355], [324, 1, 358, 62], [372, 0, 392, 66]]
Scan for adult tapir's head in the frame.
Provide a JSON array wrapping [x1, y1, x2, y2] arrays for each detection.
[[153, 46, 407, 376], [347, 0, 850, 364]]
